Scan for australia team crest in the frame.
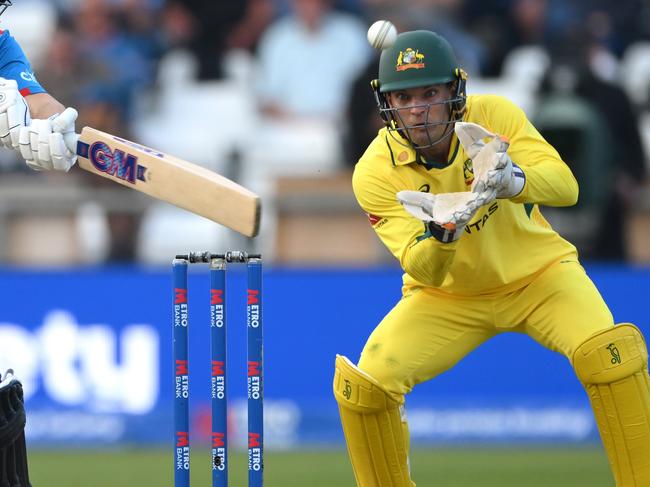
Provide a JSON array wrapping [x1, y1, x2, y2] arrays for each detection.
[[463, 158, 474, 186], [396, 48, 425, 71]]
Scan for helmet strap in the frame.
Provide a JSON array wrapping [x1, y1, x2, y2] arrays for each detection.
[[451, 68, 467, 116], [371, 79, 393, 128]]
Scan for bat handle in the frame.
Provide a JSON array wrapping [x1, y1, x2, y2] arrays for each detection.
[[62, 131, 80, 154], [51, 107, 80, 153]]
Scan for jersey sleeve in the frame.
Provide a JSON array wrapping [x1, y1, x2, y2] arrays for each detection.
[[476, 95, 578, 207], [0, 30, 46, 96], [352, 164, 458, 287]]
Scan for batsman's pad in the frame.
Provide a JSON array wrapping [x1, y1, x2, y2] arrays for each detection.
[[573, 324, 650, 486], [0, 370, 31, 487], [333, 355, 415, 487]]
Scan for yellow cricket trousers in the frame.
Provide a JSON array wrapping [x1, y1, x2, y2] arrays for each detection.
[[358, 259, 614, 395]]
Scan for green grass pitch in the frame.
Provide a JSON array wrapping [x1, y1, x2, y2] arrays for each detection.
[[30, 446, 613, 486]]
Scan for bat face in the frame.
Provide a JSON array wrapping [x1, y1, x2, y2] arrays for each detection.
[[75, 127, 261, 237], [77, 137, 150, 185]]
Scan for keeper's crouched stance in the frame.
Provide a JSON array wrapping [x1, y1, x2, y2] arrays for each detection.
[[335, 264, 650, 486], [335, 325, 650, 486], [334, 28, 650, 486]]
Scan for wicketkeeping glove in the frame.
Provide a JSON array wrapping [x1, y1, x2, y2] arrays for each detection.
[[0, 369, 32, 487], [454, 122, 525, 201], [397, 190, 480, 243]]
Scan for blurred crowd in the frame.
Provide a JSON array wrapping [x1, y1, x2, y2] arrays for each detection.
[[1, 0, 649, 265]]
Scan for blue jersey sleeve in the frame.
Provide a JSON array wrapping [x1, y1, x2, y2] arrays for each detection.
[[0, 29, 46, 96]]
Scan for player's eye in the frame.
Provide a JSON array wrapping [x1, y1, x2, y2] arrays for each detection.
[[425, 89, 437, 98], [395, 92, 410, 102]]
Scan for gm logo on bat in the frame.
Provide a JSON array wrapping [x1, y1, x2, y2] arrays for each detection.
[[77, 136, 164, 184]]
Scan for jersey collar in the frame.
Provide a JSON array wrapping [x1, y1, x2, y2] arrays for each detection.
[[382, 129, 417, 167], [381, 127, 461, 168]]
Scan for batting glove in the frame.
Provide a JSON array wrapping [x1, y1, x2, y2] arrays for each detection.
[[0, 78, 30, 151], [19, 107, 78, 172], [397, 190, 480, 243], [455, 122, 525, 201]]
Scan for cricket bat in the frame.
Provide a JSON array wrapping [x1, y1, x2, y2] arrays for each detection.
[[53, 111, 261, 237]]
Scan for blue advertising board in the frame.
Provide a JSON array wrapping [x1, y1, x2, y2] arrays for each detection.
[[0, 263, 647, 448]]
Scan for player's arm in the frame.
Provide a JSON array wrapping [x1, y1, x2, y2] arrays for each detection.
[[353, 166, 462, 287], [0, 29, 78, 171], [475, 96, 579, 207], [25, 92, 65, 120]]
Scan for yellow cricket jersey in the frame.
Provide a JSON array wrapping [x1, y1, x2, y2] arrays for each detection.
[[352, 94, 579, 296]]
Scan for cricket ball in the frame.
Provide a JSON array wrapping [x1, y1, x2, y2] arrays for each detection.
[[367, 20, 397, 50]]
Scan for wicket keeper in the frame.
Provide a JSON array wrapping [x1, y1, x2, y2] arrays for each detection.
[[0, 0, 78, 172], [333, 29, 650, 486]]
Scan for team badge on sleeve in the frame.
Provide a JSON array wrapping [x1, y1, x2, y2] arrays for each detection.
[[367, 213, 387, 229], [367, 213, 382, 226]]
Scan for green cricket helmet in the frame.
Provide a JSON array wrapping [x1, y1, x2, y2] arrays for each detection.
[[371, 30, 467, 149]]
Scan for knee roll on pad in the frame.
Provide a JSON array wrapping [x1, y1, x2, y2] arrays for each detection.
[[573, 324, 650, 486], [573, 323, 648, 384], [333, 354, 402, 413], [333, 354, 415, 487]]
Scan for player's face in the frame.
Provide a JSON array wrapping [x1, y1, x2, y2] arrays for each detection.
[[386, 83, 454, 148]]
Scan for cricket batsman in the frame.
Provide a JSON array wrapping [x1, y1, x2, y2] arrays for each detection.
[[0, 0, 78, 172], [0, 3, 80, 483], [333, 29, 650, 486]]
